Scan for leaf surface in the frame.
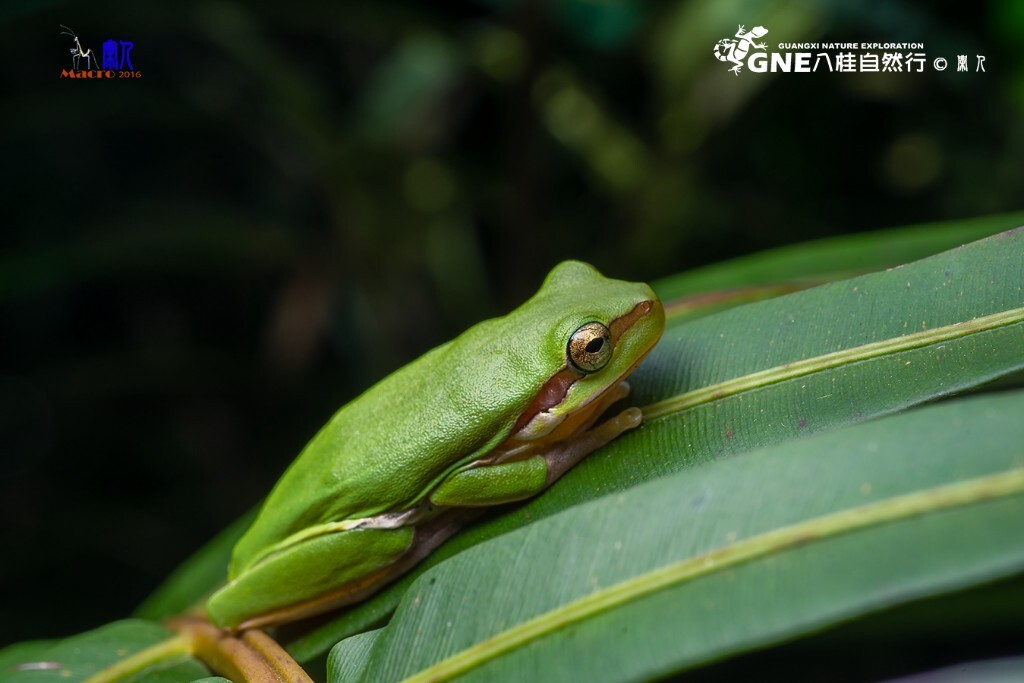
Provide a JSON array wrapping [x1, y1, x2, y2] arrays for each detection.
[[291, 226, 1024, 660], [329, 390, 1024, 682], [0, 621, 205, 683]]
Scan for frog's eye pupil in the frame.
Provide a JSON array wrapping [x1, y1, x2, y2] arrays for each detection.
[[568, 322, 614, 373]]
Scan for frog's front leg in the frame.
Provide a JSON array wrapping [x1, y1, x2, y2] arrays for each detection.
[[429, 381, 641, 507], [542, 404, 642, 485]]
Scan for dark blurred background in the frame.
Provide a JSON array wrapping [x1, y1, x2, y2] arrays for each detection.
[[2, 0, 1022, 647]]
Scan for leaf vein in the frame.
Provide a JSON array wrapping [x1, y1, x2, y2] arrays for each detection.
[[401, 466, 1024, 683], [643, 307, 1024, 421]]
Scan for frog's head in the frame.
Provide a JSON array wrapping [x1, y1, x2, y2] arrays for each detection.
[[501, 260, 665, 441]]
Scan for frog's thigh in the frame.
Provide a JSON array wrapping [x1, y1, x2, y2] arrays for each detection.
[[207, 526, 414, 628], [429, 456, 549, 507]]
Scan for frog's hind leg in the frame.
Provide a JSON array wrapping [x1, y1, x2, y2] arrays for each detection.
[[378, 507, 487, 581]]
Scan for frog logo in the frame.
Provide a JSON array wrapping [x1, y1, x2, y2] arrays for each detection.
[[713, 24, 768, 75]]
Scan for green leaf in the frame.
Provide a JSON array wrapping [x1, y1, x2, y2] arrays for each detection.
[[330, 390, 1024, 682], [7, 222, 1023, 681], [326, 630, 384, 683], [0, 642, 53, 677], [288, 226, 1024, 661], [654, 211, 1024, 320], [885, 657, 1024, 683], [655, 211, 1024, 297], [0, 621, 205, 683]]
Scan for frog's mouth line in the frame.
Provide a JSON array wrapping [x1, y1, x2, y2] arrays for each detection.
[[508, 299, 660, 439]]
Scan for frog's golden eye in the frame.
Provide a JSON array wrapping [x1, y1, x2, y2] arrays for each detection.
[[567, 321, 613, 373]]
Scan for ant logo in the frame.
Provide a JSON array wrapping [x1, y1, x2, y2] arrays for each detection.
[[59, 24, 98, 70]]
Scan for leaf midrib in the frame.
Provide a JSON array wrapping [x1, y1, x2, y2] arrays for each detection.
[[643, 307, 1024, 421], [397, 466, 1024, 683]]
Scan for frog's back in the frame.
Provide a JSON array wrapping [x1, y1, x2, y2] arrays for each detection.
[[303, 333, 539, 519], [231, 309, 559, 571], [229, 260, 654, 575]]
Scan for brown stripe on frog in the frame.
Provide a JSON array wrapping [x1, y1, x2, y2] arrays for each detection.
[[609, 300, 652, 342], [506, 299, 655, 439], [508, 367, 581, 437]]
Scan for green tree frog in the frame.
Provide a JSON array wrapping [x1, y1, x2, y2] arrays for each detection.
[[206, 260, 664, 630]]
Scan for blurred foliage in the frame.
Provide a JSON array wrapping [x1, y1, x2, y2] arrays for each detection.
[[1, 0, 1022, 654]]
